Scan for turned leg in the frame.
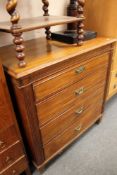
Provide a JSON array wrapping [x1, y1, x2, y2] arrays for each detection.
[[6, 0, 26, 67], [42, 0, 51, 39], [77, 0, 85, 45]]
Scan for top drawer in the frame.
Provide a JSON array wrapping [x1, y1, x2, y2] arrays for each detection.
[[33, 53, 109, 101]]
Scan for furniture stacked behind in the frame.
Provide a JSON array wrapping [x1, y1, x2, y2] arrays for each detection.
[[85, 0, 117, 99], [0, 64, 31, 175]]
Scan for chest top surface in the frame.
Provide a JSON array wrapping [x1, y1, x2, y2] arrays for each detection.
[[0, 37, 116, 79]]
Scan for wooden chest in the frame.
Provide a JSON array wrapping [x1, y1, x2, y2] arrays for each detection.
[[0, 37, 116, 170], [0, 64, 31, 175]]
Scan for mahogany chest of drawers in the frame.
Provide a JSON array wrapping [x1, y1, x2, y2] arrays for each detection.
[[0, 37, 116, 170], [0, 64, 31, 175]]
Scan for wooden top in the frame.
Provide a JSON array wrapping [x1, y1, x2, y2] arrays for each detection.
[[0, 37, 116, 79], [0, 16, 83, 33]]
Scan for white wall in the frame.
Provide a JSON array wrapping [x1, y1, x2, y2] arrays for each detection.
[[0, 0, 69, 46]]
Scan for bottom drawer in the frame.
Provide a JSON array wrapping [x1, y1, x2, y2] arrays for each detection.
[[1, 156, 27, 175], [0, 142, 24, 171], [44, 103, 102, 159], [108, 70, 117, 98]]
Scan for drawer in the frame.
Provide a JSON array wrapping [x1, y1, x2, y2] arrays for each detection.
[[110, 70, 117, 83], [0, 156, 27, 175], [0, 142, 24, 171], [44, 103, 102, 159], [108, 70, 117, 96], [111, 50, 117, 70], [36, 67, 107, 126], [0, 111, 14, 132], [33, 53, 109, 101], [41, 88, 104, 145], [0, 126, 19, 153], [109, 81, 117, 96]]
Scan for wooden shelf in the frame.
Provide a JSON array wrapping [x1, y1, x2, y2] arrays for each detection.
[[0, 16, 83, 33]]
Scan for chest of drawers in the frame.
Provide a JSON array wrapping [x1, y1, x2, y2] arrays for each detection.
[[0, 37, 116, 171], [0, 64, 31, 175]]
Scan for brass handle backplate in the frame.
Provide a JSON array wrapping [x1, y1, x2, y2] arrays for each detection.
[[12, 170, 17, 175], [113, 84, 117, 89], [75, 87, 85, 96], [75, 66, 85, 74], [0, 140, 6, 149], [5, 156, 12, 164], [75, 124, 82, 132], [75, 107, 84, 115]]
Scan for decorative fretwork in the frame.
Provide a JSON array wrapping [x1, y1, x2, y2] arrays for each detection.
[[42, 0, 51, 39], [77, 0, 85, 45], [6, 0, 26, 67]]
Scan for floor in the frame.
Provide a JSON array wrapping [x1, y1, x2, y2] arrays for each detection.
[[33, 95, 117, 175]]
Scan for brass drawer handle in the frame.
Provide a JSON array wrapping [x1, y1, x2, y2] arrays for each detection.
[[75, 66, 85, 74], [5, 156, 12, 164], [75, 87, 85, 96], [12, 170, 17, 175], [113, 84, 117, 89], [75, 124, 82, 132], [0, 140, 6, 149], [75, 107, 84, 115]]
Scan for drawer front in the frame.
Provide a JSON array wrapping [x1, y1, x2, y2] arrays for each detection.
[[33, 53, 109, 101], [41, 88, 104, 145], [0, 142, 24, 171], [0, 111, 14, 132], [111, 51, 117, 70], [110, 70, 117, 83], [37, 67, 107, 126], [0, 75, 14, 131], [108, 70, 117, 96], [44, 103, 102, 159], [1, 156, 27, 175], [0, 126, 19, 153]]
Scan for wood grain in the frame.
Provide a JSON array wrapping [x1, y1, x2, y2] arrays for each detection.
[[41, 88, 104, 145], [33, 53, 109, 101], [44, 102, 102, 159], [37, 67, 108, 126], [0, 37, 115, 79], [0, 64, 31, 175], [85, 0, 117, 98], [0, 16, 83, 34]]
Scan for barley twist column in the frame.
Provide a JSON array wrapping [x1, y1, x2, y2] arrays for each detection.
[[77, 0, 85, 45], [42, 0, 51, 40], [67, 0, 78, 33], [6, 0, 26, 67]]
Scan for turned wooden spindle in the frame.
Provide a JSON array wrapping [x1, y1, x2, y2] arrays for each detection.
[[77, 0, 85, 45], [6, 0, 26, 67], [67, 0, 78, 33], [42, 0, 51, 40]]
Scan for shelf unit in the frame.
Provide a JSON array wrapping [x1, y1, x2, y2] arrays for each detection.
[[0, 0, 85, 67]]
